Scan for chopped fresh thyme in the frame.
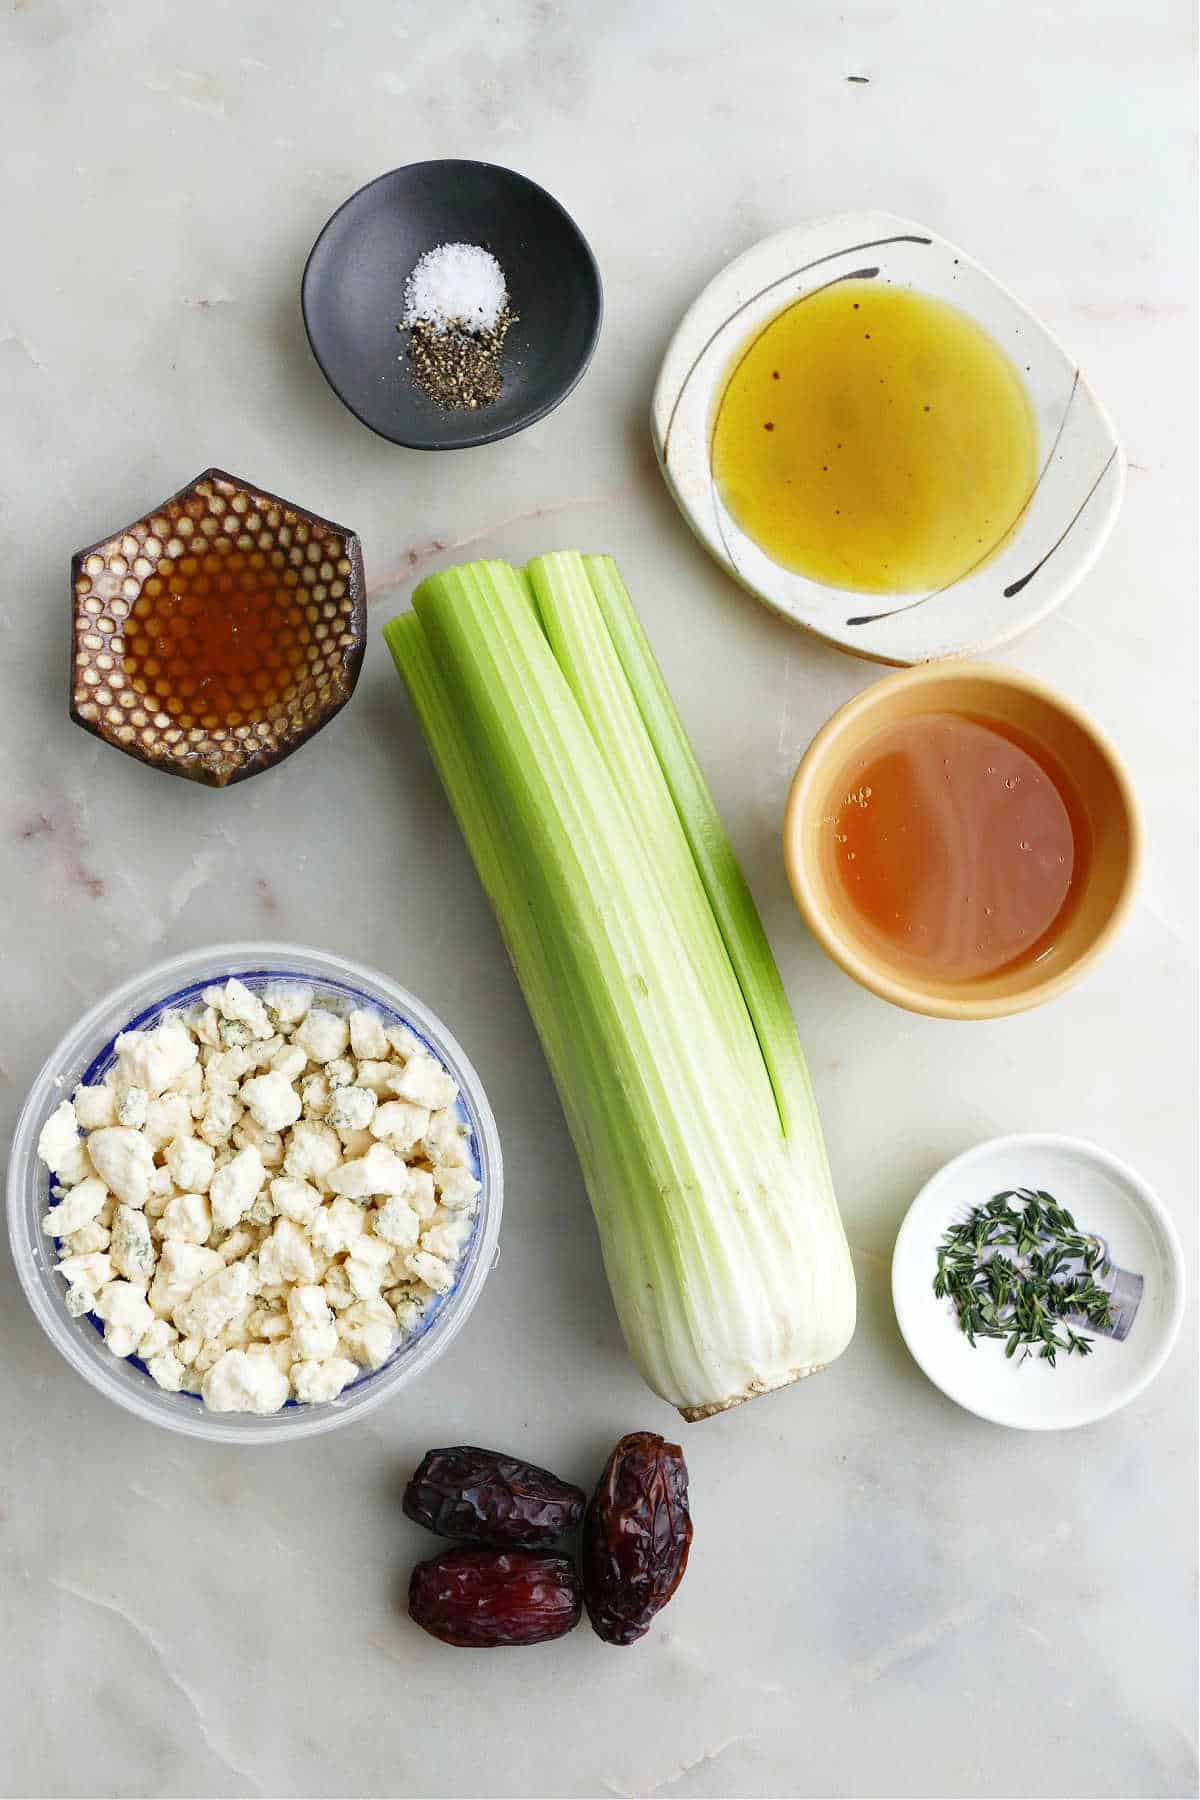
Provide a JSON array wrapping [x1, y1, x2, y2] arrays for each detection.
[[934, 1187, 1115, 1365]]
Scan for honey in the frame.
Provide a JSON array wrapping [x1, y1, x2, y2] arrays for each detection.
[[824, 712, 1089, 984], [122, 541, 315, 731], [711, 280, 1038, 594]]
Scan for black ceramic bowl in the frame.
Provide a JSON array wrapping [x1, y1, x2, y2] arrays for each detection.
[[302, 160, 603, 451]]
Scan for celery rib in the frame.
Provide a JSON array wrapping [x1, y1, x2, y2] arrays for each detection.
[[583, 555, 826, 1157], [527, 552, 778, 1131]]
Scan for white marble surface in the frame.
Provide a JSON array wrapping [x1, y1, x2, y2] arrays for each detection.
[[1, 3, 1195, 1796]]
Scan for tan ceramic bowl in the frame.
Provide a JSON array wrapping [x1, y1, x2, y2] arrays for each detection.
[[783, 663, 1141, 1020]]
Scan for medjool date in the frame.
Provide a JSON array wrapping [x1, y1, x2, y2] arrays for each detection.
[[403, 1446, 586, 1548], [582, 1431, 692, 1645], [408, 1548, 582, 1647]]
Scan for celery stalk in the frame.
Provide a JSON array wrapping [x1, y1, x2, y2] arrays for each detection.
[[385, 557, 855, 1419], [527, 552, 777, 1129]]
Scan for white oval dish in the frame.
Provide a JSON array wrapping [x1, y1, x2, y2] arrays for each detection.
[[651, 211, 1124, 666], [891, 1134, 1184, 1430], [7, 943, 503, 1444]]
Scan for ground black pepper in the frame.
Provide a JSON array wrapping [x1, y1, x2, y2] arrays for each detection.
[[402, 307, 517, 411]]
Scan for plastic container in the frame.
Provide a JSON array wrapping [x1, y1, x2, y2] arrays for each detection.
[[7, 943, 503, 1443]]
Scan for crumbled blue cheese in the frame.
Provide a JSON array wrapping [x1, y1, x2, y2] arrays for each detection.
[[326, 1142, 411, 1198], [345, 1233, 395, 1299], [33, 977, 481, 1412], [207, 977, 275, 1040], [165, 1134, 215, 1193], [147, 1350, 186, 1392], [86, 1127, 156, 1208], [94, 1279, 155, 1340], [116, 1086, 149, 1130], [390, 1054, 459, 1111], [295, 1008, 350, 1065], [291, 1356, 357, 1403], [38, 1100, 85, 1177], [63, 1218, 111, 1256], [114, 1022, 198, 1094], [263, 982, 313, 1026], [349, 1008, 390, 1061], [57, 1250, 114, 1296], [257, 1217, 316, 1286], [111, 1204, 156, 1279], [73, 1085, 117, 1130], [373, 1194, 420, 1249], [240, 1071, 303, 1133], [405, 1248, 455, 1294], [327, 1084, 377, 1136], [202, 1347, 289, 1414], [210, 1145, 266, 1232], [41, 1175, 107, 1239], [271, 1044, 308, 1083], [370, 1099, 430, 1152], [308, 1197, 366, 1258], [160, 1191, 212, 1243], [143, 1093, 193, 1149], [269, 1175, 322, 1225]]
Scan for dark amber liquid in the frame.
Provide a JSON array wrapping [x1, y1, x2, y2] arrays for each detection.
[[122, 540, 314, 730], [825, 713, 1089, 983]]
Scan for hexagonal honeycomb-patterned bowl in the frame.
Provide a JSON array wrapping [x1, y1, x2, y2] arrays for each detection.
[[70, 468, 367, 787]]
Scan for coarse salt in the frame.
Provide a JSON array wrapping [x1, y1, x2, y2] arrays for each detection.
[[402, 242, 507, 334]]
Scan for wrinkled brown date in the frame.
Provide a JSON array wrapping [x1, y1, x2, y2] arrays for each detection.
[[408, 1548, 582, 1648], [582, 1431, 692, 1646], [403, 1446, 586, 1549]]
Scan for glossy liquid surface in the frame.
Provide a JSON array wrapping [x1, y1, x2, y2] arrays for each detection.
[[123, 541, 314, 730], [824, 712, 1087, 983], [711, 280, 1038, 594]]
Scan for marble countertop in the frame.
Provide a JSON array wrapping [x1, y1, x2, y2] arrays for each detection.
[[1, 3, 1195, 1796]]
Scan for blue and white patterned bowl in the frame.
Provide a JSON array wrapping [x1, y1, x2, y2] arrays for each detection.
[[7, 943, 503, 1443], [652, 210, 1124, 666]]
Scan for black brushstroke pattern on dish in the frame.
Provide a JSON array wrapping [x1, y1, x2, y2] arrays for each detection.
[[660, 233, 932, 460], [1001, 447, 1120, 597], [711, 267, 880, 448], [844, 368, 1085, 628]]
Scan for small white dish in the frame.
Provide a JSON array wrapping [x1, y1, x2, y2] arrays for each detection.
[[651, 211, 1124, 666], [892, 1134, 1184, 1430]]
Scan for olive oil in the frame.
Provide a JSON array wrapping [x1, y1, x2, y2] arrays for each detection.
[[711, 280, 1038, 594], [824, 712, 1088, 984]]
